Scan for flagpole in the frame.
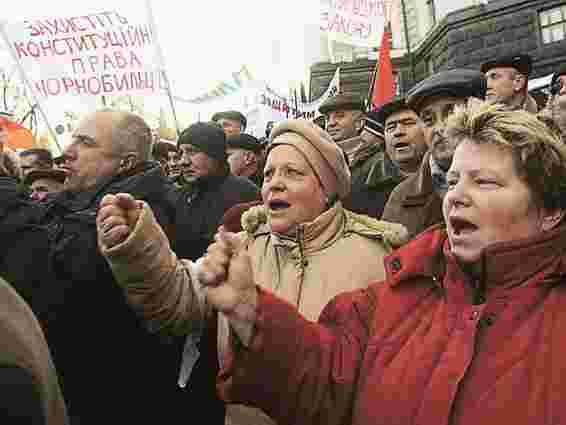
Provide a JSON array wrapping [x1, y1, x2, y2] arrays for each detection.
[[145, 0, 181, 137], [0, 24, 62, 154], [367, 50, 379, 111]]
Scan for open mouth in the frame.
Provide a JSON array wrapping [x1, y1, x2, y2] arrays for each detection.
[[449, 217, 478, 236], [394, 142, 410, 152], [268, 200, 291, 210]]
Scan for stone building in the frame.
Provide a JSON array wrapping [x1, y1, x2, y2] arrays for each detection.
[[311, 0, 566, 108]]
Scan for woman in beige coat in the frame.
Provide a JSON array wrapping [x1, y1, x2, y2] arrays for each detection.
[[97, 119, 407, 425]]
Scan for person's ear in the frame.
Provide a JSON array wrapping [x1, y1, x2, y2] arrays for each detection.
[[513, 74, 526, 92], [540, 208, 565, 232], [118, 154, 137, 173]]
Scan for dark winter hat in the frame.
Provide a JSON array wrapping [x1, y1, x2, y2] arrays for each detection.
[[480, 54, 533, 76], [178, 122, 227, 163], [370, 96, 413, 131], [407, 69, 486, 114], [226, 133, 263, 153], [318, 94, 364, 115], [211, 110, 247, 130], [550, 63, 566, 95]]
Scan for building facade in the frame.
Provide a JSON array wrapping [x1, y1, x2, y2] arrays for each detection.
[[311, 0, 566, 108]]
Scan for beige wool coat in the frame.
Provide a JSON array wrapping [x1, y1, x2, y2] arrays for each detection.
[[101, 201, 408, 425]]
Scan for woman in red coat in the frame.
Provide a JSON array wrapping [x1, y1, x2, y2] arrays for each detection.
[[198, 100, 566, 425]]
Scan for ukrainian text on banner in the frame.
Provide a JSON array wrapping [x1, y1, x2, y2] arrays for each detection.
[[259, 67, 340, 120], [320, 0, 388, 47], [0, 10, 167, 99]]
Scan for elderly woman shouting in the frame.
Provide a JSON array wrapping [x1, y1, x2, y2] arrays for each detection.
[[97, 120, 407, 425], [196, 101, 566, 425]]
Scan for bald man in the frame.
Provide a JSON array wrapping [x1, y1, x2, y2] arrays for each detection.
[[0, 110, 224, 425]]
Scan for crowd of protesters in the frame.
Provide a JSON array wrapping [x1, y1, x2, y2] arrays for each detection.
[[0, 52, 565, 425]]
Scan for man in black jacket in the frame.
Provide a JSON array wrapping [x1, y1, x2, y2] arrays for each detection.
[[172, 122, 260, 261], [0, 111, 224, 425]]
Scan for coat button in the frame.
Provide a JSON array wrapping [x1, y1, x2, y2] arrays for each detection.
[[390, 258, 402, 273]]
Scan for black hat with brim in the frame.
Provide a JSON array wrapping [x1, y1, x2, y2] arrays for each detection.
[[480, 54, 533, 76], [407, 69, 486, 114], [24, 169, 67, 186], [370, 96, 413, 130], [226, 133, 263, 153]]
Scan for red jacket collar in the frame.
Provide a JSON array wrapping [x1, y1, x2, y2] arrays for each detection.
[[385, 223, 566, 289]]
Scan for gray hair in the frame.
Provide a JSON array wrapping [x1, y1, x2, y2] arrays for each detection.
[[111, 112, 152, 161]]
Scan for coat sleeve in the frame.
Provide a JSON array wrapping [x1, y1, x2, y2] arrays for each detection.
[[100, 202, 209, 336], [219, 285, 378, 425], [0, 366, 45, 425]]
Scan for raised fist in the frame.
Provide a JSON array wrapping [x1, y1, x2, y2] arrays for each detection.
[[97, 193, 143, 249]]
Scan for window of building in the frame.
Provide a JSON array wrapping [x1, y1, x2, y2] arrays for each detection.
[[427, 58, 435, 75], [540, 4, 566, 44], [427, 0, 437, 26]]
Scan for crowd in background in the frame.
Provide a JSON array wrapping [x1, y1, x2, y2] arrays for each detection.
[[0, 53, 565, 425]]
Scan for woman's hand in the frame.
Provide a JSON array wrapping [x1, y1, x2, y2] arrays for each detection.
[[97, 193, 143, 249], [199, 228, 258, 345]]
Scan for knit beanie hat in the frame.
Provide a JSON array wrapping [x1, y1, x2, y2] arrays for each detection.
[[178, 122, 227, 163], [268, 119, 351, 199]]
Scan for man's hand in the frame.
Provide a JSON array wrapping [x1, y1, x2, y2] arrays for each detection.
[[97, 193, 143, 249], [199, 229, 258, 344]]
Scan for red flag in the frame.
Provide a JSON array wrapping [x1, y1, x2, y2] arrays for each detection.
[[369, 27, 395, 111], [0, 116, 35, 150]]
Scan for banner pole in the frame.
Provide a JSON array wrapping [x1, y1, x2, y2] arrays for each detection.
[[145, 0, 181, 137], [0, 23, 62, 154]]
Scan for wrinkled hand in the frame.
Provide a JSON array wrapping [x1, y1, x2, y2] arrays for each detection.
[[199, 228, 257, 319], [97, 193, 143, 249]]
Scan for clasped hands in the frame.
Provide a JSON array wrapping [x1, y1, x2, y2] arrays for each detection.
[[97, 193, 257, 323]]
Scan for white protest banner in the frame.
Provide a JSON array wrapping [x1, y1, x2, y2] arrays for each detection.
[[258, 67, 340, 121], [320, 0, 388, 47], [0, 9, 167, 100]]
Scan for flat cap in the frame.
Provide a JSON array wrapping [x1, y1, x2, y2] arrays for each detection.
[[318, 94, 364, 115], [370, 96, 412, 130], [551, 63, 566, 95], [480, 54, 533, 76], [226, 133, 263, 153], [407, 69, 486, 113], [24, 168, 67, 186], [211, 110, 247, 130], [269, 119, 351, 199]]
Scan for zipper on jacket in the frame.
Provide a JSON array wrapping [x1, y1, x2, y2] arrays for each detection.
[[295, 225, 307, 308], [469, 277, 486, 305]]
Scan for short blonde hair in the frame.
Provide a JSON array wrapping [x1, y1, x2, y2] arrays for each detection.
[[445, 99, 566, 210]]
